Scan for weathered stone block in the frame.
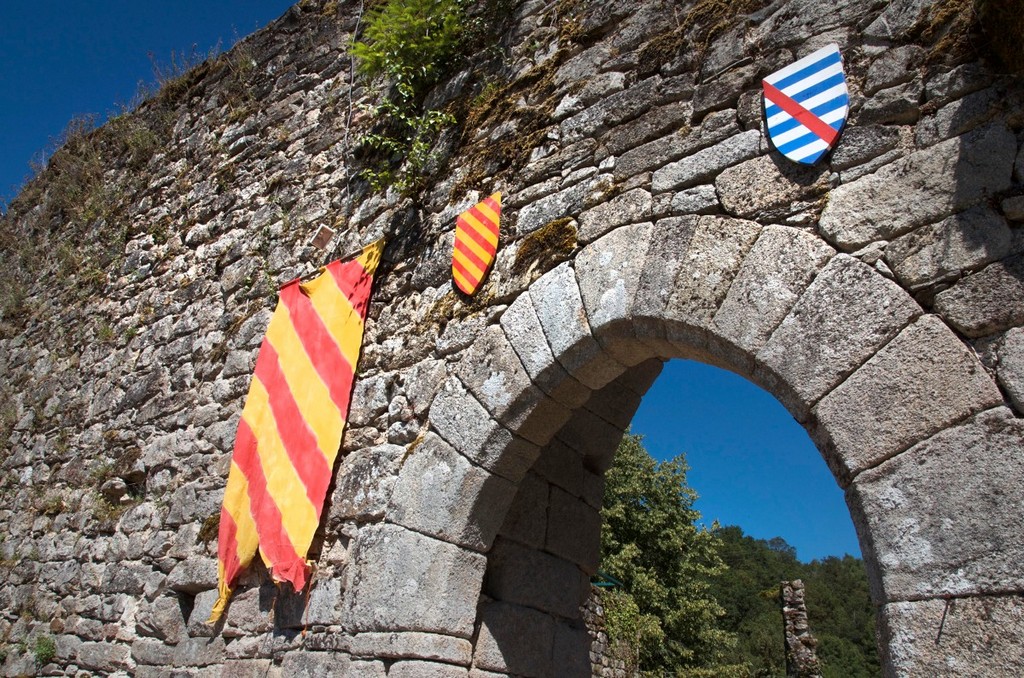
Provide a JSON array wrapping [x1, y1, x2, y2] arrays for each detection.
[[879, 595, 1024, 677], [344, 525, 486, 638], [577, 189, 653, 243], [428, 377, 540, 482], [453, 324, 571, 446], [532, 437, 587, 498], [166, 557, 218, 595], [552, 620, 592, 678], [997, 327, 1024, 413], [858, 77, 922, 125], [829, 124, 902, 171], [473, 601, 554, 676], [933, 253, 1024, 337], [500, 293, 592, 410], [915, 87, 1001, 147], [274, 578, 342, 628], [663, 215, 763, 333], [582, 375, 647, 430], [222, 586, 274, 637], [601, 101, 691, 157], [713, 225, 835, 358], [137, 595, 187, 643], [670, 185, 719, 214], [388, 661, 469, 677], [349, 632, 472, 666], [530, 263, 626, 389], [884, 206, 1013, 290], [811, 315, 1003, 481], [280, 651, 386, 677], [485, 538, 588, 619], [820, 123, 1016, 250], [221, 659, 273, 678], [174, 637, 226, 666], [77, 641, 132, 673], [132, 638, 175, 666], [498, 472, 549, 549], [575, 222, 655, 346], [330, 444, 403, 523], [716, 155, 831, 220], [515, 179, 592, 236], [388, 433, 516, 552], [865, 45, 925, 95], [848, 408, 1024, 601], [756, 255, 922, 420], [555, 405, 625, 474], [546, 486, 602, 574], [652, 129, 761, 192]]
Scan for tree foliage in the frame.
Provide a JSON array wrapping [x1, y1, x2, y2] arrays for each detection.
[[710, 526, 881, 677], [350, 0, 466, 191], [600, 433, 745, 676], [600, 434, 880, 677]]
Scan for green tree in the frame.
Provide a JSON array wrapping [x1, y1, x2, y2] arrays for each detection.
[[709, 527, 880, 677], [600, 433, 745, 676]]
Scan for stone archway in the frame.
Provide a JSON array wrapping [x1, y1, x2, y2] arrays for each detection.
[[349, 216, 1024, 676]]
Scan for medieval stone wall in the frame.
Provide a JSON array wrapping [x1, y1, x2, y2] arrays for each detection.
[[1, 0, 1023, 676]]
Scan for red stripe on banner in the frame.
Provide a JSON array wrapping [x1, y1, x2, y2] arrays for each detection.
[[252, 344, 332, 513], [234, 420, 308, 590], [762, 80, 839, 146], [454, 236, 489, 273], [325, 259, 374, 320], [217, 507, 243, 586], [278, 285, 354, 411], [459, 218, 498, 257], [482, 194, 500, 215], [464, 209, 499, 250], [453, 255, 480, 290]]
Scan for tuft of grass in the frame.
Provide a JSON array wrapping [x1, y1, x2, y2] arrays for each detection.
[[32, 635, 56, 667]]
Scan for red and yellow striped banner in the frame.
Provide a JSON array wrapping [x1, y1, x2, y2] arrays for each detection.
[[453, 192, 501, 296], [209, 239, 384, 623]]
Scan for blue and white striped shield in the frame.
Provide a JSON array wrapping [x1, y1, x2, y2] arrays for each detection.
[[762, 44, 849, 165]]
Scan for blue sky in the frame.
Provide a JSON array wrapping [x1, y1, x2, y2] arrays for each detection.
[[1, 2, 861, 562], [0, 1, 295, 205], [633, 360, 860, 562]]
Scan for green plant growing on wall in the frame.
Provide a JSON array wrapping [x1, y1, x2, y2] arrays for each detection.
[[32, 635, 56, 667], [350, 0, 467, 192]]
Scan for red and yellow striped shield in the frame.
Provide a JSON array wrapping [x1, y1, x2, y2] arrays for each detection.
[[452, 192, 501, 296], [208, 239, 384, 623]]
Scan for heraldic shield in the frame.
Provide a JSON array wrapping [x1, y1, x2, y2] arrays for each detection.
[[762, 44, 849, 165], [452, 192, 501, 296]]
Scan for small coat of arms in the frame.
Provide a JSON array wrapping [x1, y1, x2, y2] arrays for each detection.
[[762, 44, 850, 165]]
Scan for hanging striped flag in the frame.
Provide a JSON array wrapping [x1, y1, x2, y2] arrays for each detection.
[[453, 192, 501, 296], [208, 239, 384, 623], [762, 44, 849, 165]]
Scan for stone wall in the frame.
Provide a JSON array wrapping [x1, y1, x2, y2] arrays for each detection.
[[1, 0, 1023, 676]]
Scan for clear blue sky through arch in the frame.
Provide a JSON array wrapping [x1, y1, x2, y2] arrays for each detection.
[[630, 359, 862, 563]]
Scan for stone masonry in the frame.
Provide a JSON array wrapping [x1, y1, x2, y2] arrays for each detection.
[[1, 0, 1023, 676]]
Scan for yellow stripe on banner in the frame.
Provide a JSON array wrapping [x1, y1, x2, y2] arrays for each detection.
[[453, 247, 485, 281], [476, 199, 500, 226], [461, 210, 499, 248], [453, 266, 476, 293], [357, 239, 384, 275], [457, 226, 496, 267], [223, 461, 260, 566], [302, 274, 364, 389], [264, 307, 341, 465], [241, 377, 318, 550]]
